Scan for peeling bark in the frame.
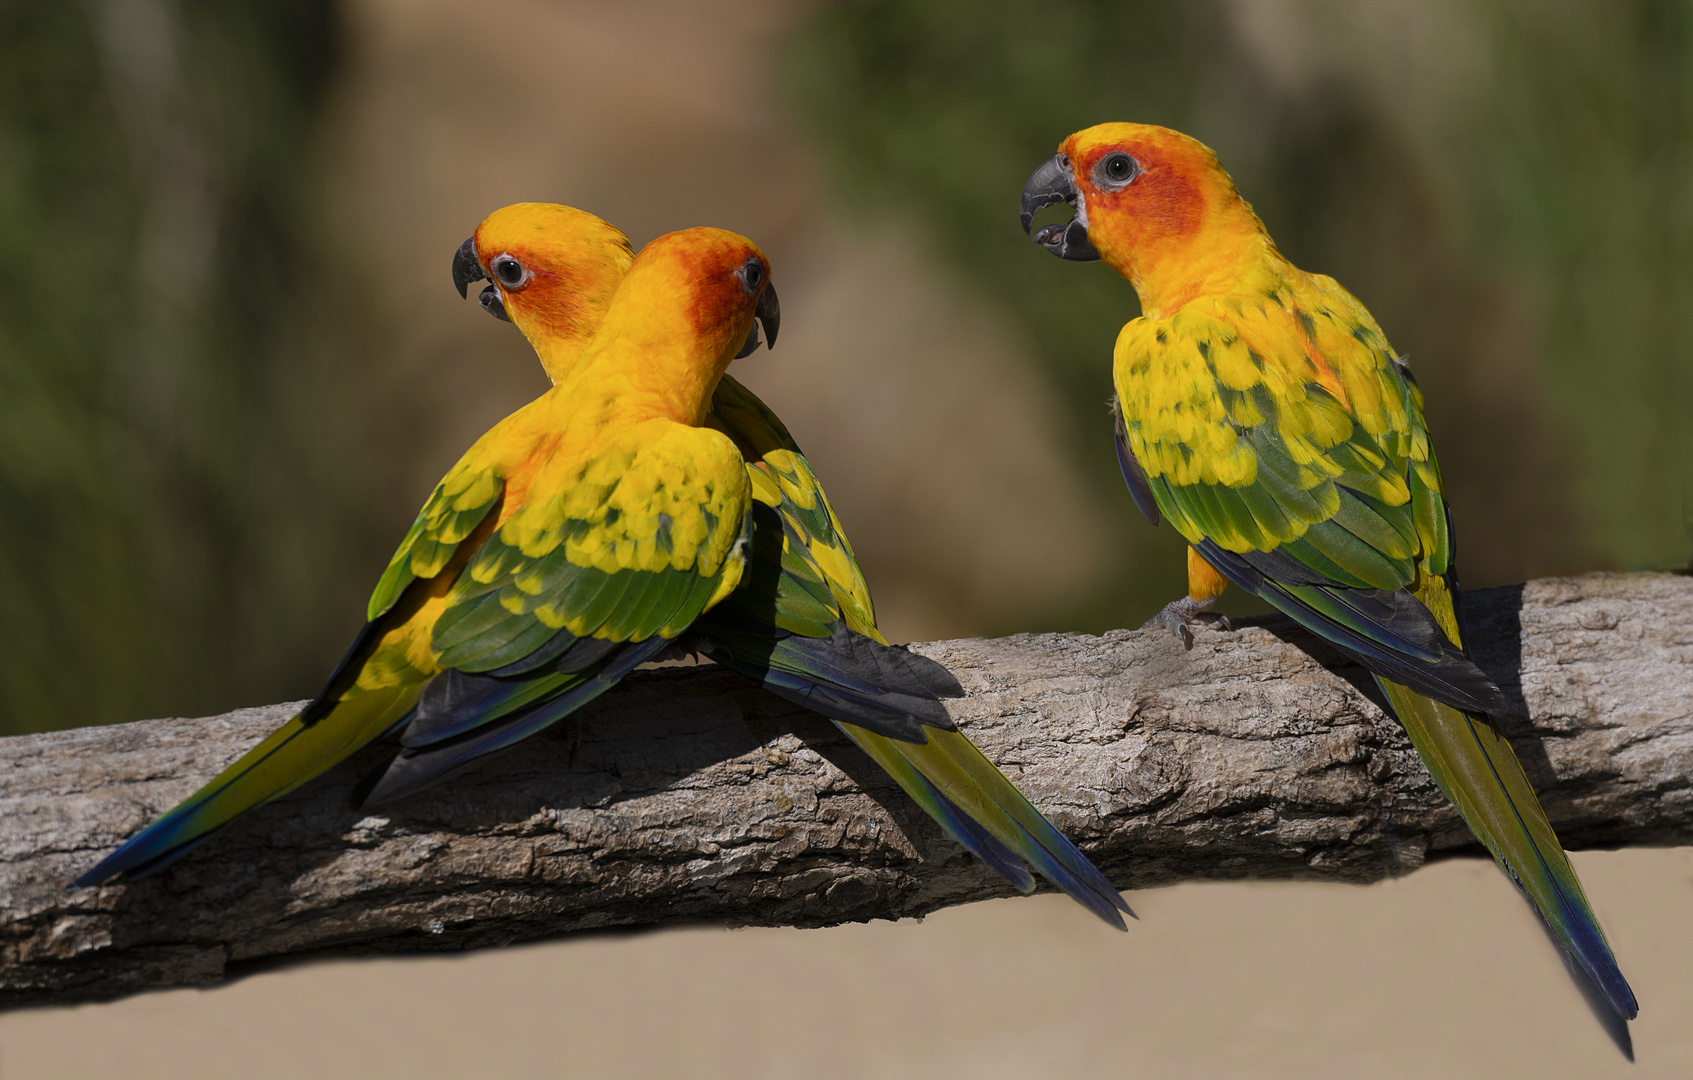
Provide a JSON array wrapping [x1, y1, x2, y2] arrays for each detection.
[[3, 572, 1690, 1006]]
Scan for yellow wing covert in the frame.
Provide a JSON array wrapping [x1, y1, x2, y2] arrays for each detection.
[[1114, 283, 1498, 713], [430, 419, 752, 673]]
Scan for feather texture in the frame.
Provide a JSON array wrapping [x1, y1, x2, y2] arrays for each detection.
[[1051, 121, 1636, 1017], [77, 226, 766, 885], [80, 211, 1124, 933], [695, 387, 1131, 927]]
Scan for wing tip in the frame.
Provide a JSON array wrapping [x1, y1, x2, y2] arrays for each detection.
[[71, 865, 111, 889], [72, 829, 205, 888]]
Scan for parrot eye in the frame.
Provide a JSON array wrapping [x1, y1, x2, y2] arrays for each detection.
[[736, 257, 765, 295], [1095, 152, 1141, 191], [491, 254, 529, 289]]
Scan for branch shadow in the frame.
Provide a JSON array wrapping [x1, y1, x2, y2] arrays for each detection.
[[88, 660, 960, 964], [1234, 582, 1541, 763]]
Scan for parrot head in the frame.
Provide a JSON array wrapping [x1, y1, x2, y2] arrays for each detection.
[[605, 227, 779, 367], [452, 203, 635, 382], [1020, 123, 1271, 315], [574, 227, 779, 421]]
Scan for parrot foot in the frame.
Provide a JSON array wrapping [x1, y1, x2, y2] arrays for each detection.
[[646, 637, 706, 666], [1141, 596, 1231, 650]]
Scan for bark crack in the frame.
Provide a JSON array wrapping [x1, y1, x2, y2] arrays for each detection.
[[2, 573, 1689, 1007]]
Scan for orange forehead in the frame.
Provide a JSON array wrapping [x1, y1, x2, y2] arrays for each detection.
[[639, 226, 765, 270], [1059, 123, 1223, 247], [1060, 122, 1219, 176], [635, 227, 767, 330], [473, 202, 633, 274]]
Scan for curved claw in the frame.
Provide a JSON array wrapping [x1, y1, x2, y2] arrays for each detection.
[[1141, 596, 1231, 651]]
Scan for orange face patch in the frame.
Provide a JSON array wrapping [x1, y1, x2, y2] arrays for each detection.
[[496, 257, 589, 339], [466, 203, 635, 378], [1054, 123, 1269, 315], [1065, 130, 1208, 255]]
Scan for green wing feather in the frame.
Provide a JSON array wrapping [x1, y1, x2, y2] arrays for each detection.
[[360, 420, 752, 802], [1115, 273, 1635, 1017], [367, 446, 507, 622], [699, 379, 1130, 927], [1379, 679, 1635, 1019], [79, 417, 752, 883], [1121, 293, 1496, 708], [77, 451, 508, 885]]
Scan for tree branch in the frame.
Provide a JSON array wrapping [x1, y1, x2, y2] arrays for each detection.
[[4, 572, 1690, 1006]]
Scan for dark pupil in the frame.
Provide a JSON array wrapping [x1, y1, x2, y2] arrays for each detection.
[[497, 259, 522, 284], [746, 263, 761, 286], [1107, 156, 1130, 178]]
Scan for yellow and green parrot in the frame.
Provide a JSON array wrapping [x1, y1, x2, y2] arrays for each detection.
[[452, 204, 1127, 926], [1019, 123, 1636, 1017], [79, 204, 1130, 928]]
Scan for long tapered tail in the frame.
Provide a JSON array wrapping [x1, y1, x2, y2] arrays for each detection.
[[1377, 678, 1637, 1020], [837, 722, 1132, 930], [75, 683, 422, 886], [700, 620, 1131, 928]]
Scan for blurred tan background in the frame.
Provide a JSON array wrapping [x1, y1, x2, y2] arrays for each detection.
[[5, 851, 1692, 1078], [4, 0, 1689, 737], [2, 0, 1691, 1074]]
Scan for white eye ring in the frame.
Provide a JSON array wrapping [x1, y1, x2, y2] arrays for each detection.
[[736, 256, 765, 294], [1094, 152, 1141, 191], [490, 253, 530, 289]]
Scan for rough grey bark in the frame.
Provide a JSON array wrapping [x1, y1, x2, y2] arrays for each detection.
[[3, 572, 1690, 1006]]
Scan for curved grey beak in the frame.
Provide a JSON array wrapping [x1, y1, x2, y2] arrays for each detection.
[[453, 235, 509, 321], [1020, 155, 1099, 262], [478, 284, 511, 322], [451, 236, 485, 298], [734, 280, 781, 359]]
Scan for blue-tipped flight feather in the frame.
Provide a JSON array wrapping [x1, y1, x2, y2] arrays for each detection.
[[703, 621, 1130, 928], [1379, 679, 1637, 1020], [76, 679, 421, 886], [362, 637, 672, 805]]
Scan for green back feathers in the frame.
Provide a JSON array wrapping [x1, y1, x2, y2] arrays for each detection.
[[1114, 265, 1497, 711], [1116, 279, 1445, 592], [1111, 253, 1634, 1014], [699, 376, 1129, 927], [707, 372, 802, 458], [706, 374, 879, 639]]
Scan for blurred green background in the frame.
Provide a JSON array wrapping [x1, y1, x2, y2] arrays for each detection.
[[2, 0, 1689, 736]]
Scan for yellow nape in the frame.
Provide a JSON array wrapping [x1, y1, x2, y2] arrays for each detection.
[[558, 227, 770, 428]]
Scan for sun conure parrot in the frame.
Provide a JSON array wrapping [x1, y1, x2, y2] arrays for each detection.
[[79, 204, 1130, 929], [75, 224, 774, 885], [452, 203, 1128, 927], [1019, 123, 1636, 1017]]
